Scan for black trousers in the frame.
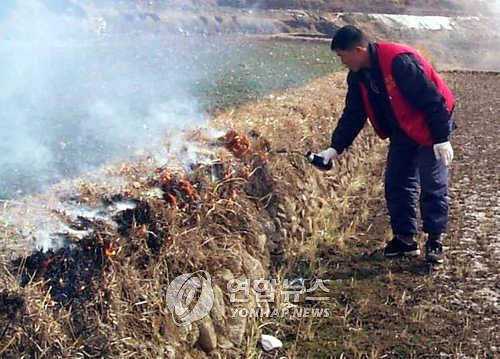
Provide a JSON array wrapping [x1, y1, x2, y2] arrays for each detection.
[[384, 133, 449, 235]]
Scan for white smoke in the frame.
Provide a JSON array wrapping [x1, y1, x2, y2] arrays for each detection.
[[492, 0, 500, 13], [0, 0, 208, 199]]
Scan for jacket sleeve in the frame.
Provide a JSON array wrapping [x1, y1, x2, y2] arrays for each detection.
[[392, 54, 451, 144], [330, 71, 367, 154]]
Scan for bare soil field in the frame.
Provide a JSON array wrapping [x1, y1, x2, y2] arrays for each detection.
[[275, 70, 500, 357]]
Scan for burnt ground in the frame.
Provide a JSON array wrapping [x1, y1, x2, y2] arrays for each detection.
[[277, 71, 499, 357]]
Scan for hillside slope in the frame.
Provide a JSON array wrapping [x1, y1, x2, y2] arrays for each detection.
[[216, 0, 489, 15], [58, 0, 500, 71]]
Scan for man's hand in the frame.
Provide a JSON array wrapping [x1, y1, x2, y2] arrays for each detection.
[[307, 147, 338, 170], [316, 147, 338, 165], [433, 141, 453, 166]]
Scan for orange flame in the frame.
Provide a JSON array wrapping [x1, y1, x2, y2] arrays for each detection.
[[140, 224, 149, 237], [166, 193, 178, 207], [159, 170, 173, 184], [181, 179, 199, 201], [105, 243, 116, 257], [219, 130, 250, 158]]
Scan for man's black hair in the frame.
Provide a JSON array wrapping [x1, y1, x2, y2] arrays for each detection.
[[331, 25, 368, 51]]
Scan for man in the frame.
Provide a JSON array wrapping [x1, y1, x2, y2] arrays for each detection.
[[314, 25, 455, 263]]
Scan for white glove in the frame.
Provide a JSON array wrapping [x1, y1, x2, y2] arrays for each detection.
[[310, 147, 338, 165], [433, 141, 453, 166]]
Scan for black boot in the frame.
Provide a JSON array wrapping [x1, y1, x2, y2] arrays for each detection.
[[425, 234, 444, 263], [384, 234, 420, 258]]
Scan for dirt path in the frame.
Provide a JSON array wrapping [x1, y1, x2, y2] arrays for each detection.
[[278, 71, 499, 357], [441, 71, 499, 353]]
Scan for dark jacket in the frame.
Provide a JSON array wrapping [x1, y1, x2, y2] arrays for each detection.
[[331, 43, 454, 154]]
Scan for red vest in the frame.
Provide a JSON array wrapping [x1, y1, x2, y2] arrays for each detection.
[[359, 42, 454, 146]]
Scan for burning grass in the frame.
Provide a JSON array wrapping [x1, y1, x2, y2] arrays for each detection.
[[0, 69, 385, 357], [0, 120, 283, 357]]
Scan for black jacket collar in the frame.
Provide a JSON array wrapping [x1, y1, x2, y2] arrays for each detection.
[[368, 43, 379, 70]]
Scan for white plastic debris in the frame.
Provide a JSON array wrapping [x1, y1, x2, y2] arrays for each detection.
[[261, 334, 283, 352]]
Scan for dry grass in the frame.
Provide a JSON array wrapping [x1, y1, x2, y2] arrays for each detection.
[[0, 69, 388, 358]]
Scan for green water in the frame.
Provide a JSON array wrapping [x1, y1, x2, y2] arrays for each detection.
[[195, 38, 341, 110]]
